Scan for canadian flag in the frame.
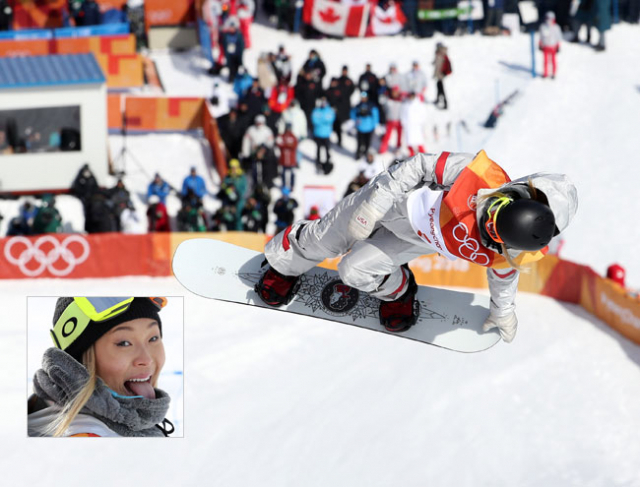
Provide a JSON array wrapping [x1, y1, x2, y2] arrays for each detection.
[[310, 0, 370, 38], [370, 3, 406, 36]]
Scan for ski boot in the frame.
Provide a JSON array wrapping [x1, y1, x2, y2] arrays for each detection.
[[379, 267, 420, 333], [255, 262, 301, 307]]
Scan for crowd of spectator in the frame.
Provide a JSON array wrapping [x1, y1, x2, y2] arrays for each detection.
[[205, 39, 458, 235], [3, 0, 637, 238]]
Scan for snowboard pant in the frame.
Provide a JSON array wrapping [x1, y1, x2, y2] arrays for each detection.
[[379, 121, 402, 153], [281, 166, 296, 189], [264, 180, 428, 300], [436, 80, 448, 109], [542, 47, 557, 77], [240, 18, 252, 48], [226, 55, 242, 82], [315, 137, 331, 168], [333, 118, 344, 146], [408, 145, 426, 156], [356, 131, 373, 159]]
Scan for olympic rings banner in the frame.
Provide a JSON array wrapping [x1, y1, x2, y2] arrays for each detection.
[[0, 233, 171, 279]]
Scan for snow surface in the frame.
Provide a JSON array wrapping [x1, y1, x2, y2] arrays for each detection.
[[1, 21, 640, 487], [4, 276, 640, 485]]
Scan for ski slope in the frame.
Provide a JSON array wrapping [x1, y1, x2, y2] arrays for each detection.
[[2, 20, 640, 487]]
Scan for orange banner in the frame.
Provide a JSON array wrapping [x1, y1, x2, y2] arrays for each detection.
[[0, 35, 136, 58], [585, 276, 640, 345], [0, 233, 170, 279], [107, 93, 123, 130], [0, 39, 52, 57], [125, 97, 204, 132], [55, 34, 136, 56], [145, 0, 196, 28], [95, 53, 143, 88]]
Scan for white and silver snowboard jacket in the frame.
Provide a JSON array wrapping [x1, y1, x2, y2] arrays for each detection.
[[367, 151, 578, 317]]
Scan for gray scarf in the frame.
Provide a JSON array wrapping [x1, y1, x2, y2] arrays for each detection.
[[33, 348, 171, 437]]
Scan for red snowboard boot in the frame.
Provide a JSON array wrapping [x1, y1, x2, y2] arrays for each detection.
[[379, 267, 420, 332], [255, 264, 301, 307]]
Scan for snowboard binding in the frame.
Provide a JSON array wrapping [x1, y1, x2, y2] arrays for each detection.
[[379, 269, 420, 333], [255, 261, 301, 307]]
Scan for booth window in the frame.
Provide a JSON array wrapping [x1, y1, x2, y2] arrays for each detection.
[[0, 106, 81, 155]]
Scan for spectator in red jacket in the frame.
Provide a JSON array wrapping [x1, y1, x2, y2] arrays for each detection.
[[307, 205, 321, 221], [147, 195, 170, 232], [276, 123, 298, 189], [606, 264, 626, 287], [268, 79, 295, 114]]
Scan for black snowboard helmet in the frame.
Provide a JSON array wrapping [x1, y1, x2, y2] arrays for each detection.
[[494, 199, 556, 251]]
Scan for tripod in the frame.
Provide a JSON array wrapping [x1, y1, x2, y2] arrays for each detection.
[[111, 104, 152, 180]]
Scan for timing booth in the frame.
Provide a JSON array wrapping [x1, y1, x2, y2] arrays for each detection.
[[0, 53, 107, 194]]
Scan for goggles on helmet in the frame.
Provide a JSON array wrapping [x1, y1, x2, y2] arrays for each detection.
[[50, 297, 167, 351], [484, 196, 512, 244]]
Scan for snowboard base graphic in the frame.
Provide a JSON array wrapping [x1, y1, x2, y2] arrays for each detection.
[[172, 239, 501, 352]]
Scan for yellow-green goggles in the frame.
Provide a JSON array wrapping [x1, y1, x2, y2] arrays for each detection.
[[484, 196, 512, 244], [51, 297, 167, 351]]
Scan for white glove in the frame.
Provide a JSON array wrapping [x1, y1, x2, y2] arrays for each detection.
[[483, 311, 518, 343], [347, 199, 387, 241]]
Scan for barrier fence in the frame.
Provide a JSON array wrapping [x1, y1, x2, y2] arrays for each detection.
[[2, 232, 639, 345]]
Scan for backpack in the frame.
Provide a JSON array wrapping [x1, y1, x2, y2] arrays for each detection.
[[442, 56, 452, 76]]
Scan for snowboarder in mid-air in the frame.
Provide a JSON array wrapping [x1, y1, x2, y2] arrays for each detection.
[[255, 150, 578, 343]]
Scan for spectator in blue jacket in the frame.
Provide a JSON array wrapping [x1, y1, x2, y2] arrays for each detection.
[[351, 92, 380, 159], [222, 21, 245, 82], [233, 67, 254, 99], [181, 167, 207, 202], [147, 173, 171, 204], [311, 96, 336, 174]]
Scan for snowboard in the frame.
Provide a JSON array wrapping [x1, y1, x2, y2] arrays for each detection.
[[172, 239, 501, 353]]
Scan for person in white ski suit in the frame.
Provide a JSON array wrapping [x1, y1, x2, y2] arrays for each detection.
[[539, 11, 563, 78], [401, 92, 428, 156], [277, 99, 308, 139], [262, 150, 578, 342], [241, 115, 274, 158], [403, 61, 428, 100]]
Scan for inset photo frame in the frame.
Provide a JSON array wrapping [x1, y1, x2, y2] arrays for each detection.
[[27, 296, 184, 438]]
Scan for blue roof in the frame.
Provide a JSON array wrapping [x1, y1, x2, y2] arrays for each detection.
[[0, 53, 105, 89]]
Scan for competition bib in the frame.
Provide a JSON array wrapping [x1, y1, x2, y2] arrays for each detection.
[[407, 187, 457, 261]]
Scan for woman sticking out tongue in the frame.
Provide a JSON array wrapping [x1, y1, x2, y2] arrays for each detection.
[[28, 297, 173, 437]]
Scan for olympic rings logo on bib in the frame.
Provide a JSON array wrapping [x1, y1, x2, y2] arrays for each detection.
[[452, 223, 490, 266], [4, 235, 90, 277]]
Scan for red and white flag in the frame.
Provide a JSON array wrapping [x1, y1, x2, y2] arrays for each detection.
[[370, 3, 406, 36], [310, 0, 370, 38]]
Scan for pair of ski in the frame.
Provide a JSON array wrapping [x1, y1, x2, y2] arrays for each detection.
[[172, 239, 501, 353]]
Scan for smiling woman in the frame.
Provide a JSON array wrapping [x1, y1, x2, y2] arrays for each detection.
[[28, 297, 175, 438]]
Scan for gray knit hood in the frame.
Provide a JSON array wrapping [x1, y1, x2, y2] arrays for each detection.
[[32, 347, 171, 437]]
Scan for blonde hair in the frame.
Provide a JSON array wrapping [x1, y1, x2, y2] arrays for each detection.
[[477, 180, 540, 272], [48, 346, 97, 437]]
